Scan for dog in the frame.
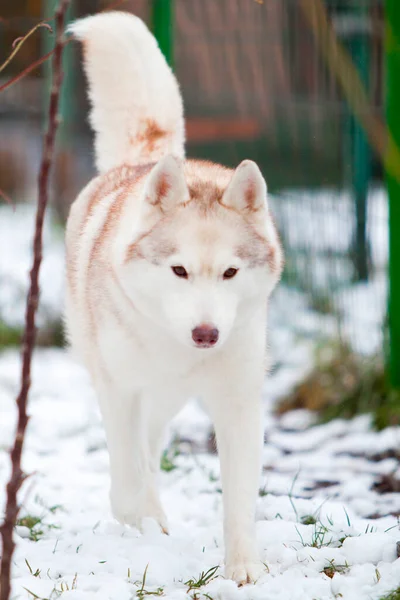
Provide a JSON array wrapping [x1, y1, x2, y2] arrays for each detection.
[[65, 11, 283, 585]]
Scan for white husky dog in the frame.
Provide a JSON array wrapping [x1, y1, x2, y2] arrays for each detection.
[[65, 11, 283, 585]]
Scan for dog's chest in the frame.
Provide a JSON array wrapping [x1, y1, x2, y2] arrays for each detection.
[[95, 318, 207, 392]]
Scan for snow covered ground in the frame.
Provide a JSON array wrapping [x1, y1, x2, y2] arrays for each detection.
[[1, 349, 400, 600]]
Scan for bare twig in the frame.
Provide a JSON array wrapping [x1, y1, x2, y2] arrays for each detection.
[[0, 0, 128, 96], [0, 2, 70, 599], [299, 0, 400, 185], [0, 21, 53, 75], [0, 189, 13, 207], [0, 48, 56, 95]]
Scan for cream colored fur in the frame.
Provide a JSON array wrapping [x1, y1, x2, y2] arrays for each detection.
[[68, 12, 184, 172], [65, 11, 283, 586]]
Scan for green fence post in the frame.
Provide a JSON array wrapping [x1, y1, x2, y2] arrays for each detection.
[[352, 4, 371, 282], [42, 0, 76, 145], [151, 0, 174, 67], [386, 0, 400, 388], [342, 4, 371, 281], [42, 0, 77, 221]]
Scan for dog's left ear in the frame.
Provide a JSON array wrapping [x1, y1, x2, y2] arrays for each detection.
[[222, 160, 267, 215], [145, 155, 189, 214]]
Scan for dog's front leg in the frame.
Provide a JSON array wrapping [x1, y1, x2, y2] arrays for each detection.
[[205, 384, 264, 585], [96, 380, 167, 532]]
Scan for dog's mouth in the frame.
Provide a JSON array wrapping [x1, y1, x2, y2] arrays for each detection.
[[193, 341, 218, 349]]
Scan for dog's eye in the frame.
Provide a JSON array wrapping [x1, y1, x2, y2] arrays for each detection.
[[172, 266, 188, 279], [223, 267, 238, 280]]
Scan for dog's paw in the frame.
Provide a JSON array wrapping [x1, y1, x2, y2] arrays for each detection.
[[111, 486, 169, 534], [225, 561, 264, 586]]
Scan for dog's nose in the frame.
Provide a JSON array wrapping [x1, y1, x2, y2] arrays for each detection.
[[192, 324, 219, 348]]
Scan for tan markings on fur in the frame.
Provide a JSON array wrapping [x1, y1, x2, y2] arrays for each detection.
[[266, 244, 279, 271], [81, 39, 88, 61], [187, 182, 280, 272], [188, 181, 224, 216], [146, 240, 177, 265], [65, 245, 75, 296], [125, 229, 151, 263], [266, 212, 284, 273], [237, 242, 271, 269], [83, 163, 155, 233], [155, 173, 172, 205], [104, 266, 145, 346], [104, 267, 147, 355], [244, 182, 263, 213], [66, 163, 155, 300], [193, 226, 218, 277], [67, 244, 87, 303], [237, 222, 283, 273], [218, 199, 249, 217], [86, 185, 133, 337], [199, 262, 214, 278], [136, 119, 169, 155], [245, 181, 256, 211], [124, 219, 177, 264], [188, 175, 260, 216]]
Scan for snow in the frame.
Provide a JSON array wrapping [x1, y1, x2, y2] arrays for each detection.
[[0, 205, 65, 329], [270, 185, 388, 355], [1, 349, 400, 600]]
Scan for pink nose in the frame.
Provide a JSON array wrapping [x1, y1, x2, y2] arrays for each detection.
[[192, 324, 219, 348]]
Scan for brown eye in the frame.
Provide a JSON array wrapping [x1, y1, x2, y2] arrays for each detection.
[[172, 266, 188, 279], [223, 267, 238, 280]]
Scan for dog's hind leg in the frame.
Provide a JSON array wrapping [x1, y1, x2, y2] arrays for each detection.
[[95, 378, 168, 532]]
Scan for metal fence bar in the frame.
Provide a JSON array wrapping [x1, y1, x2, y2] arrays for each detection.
[[350, 2, 372, 281], [152, 0, 174, 67], [385, 0, 400, 387]]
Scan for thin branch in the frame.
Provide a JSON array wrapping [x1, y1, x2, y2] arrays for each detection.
[[299, 0, 400, 185], [0, 0, 128, 96], [0, 21, 53, 75], [0, 48, 55, 94], [0, 188, 14, 207], [0, 2, 70, 599]]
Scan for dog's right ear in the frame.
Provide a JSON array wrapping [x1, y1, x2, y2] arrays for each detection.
[[145, 155, 189, 214]]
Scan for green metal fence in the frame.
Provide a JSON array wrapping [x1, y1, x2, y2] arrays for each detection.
[[1, 0, 395, 376], [385, 0, 400, 388]]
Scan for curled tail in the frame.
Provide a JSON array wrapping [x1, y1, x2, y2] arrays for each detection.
[[69, 11, 185, 173]]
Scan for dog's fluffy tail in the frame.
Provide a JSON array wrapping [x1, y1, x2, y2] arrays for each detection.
[[69, 12, 185, 173]]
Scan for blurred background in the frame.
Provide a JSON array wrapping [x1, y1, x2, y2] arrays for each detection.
[[0, 0, 395, 425]]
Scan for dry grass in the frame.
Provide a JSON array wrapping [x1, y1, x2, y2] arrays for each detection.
[[276, 342, 400, 430]]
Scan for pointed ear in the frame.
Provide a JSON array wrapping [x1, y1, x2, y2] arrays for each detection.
[[145, 155, 189, 213], [222, 160, 267, 214]]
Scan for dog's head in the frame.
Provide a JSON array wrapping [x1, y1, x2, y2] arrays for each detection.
[[117, 156, 283, 350]]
